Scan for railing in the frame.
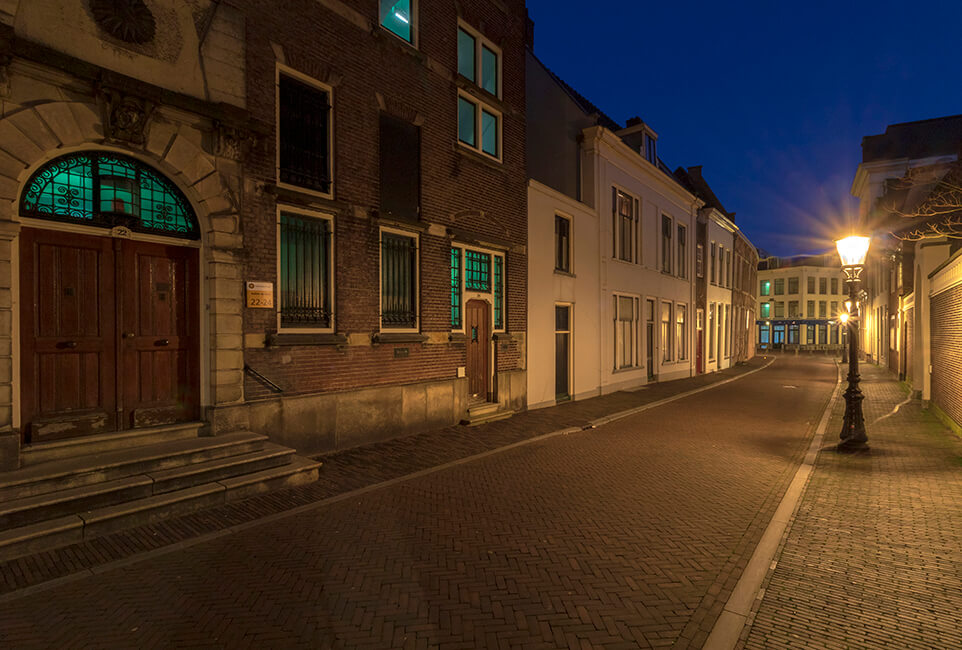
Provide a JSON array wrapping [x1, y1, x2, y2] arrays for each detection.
[[244, 364, 283, 394]]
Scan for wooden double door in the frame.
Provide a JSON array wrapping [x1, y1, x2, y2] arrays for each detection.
[[20, 228, 200, 443]]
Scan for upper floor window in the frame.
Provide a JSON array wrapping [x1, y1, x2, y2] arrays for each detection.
[[278, 72, 332, 196], [644, 134, 657, 164], [760, 279, 770, 296], [457, 24, 499, 96], [661, 215, 672, 274], [612, 188, 638, 263], [807, 276, 815, 293], [710, 242, 718, 284], [788, 277, 799, 294], [380, 0, 415, 44], [774, 278, 785, 295], [555, 214, 571, 273], [819, 277, 827, 294], [831, 277, 839, 294], [696, 243, 704, 278], [677, 224, 687, 278], [456, 22, 501, 161]]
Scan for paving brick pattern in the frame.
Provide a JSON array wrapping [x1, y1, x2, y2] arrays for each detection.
[[742, 362, 962, 649], [0, 359, 768, 597], [0, 356, 837, 648]]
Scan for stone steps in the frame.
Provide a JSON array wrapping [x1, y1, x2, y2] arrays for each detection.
[[461, 401, 513, 426], [0, 428, 321, 563]]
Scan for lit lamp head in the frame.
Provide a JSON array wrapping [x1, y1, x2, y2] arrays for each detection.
[[836, 235, 871, 281], [838, 312, 850, 324]]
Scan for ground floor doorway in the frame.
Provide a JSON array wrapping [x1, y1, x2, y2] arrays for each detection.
[[20, 228, 200, 442]]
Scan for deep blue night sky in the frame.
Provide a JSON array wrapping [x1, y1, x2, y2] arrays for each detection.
[[525, 0, 962, 257]]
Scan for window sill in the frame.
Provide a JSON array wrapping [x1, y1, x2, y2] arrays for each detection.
[[267, 332, 347, 347], [492, 331, 519, 342], [448, 332, 467, 342], [612, 366, 642, 375], [456, 146, 504, 172], [373, 332, 428, 345], [554, 269, 576, 278]]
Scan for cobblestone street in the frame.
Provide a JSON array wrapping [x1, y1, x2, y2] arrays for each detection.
[[1, 357, 836, 648]]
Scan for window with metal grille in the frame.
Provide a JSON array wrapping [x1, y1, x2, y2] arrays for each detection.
[[20, 152, 198, 238], [451, 247, 461, 329], [465, 250, 491, 291], [381, 231, 418, 328], [494, 255, 504, 329], [279, 74, 331, 194], [555, 215, 570, 272], [280, 212, 332, 328]]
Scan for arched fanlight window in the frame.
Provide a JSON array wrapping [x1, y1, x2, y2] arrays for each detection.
[[20, 152, 200, 239]]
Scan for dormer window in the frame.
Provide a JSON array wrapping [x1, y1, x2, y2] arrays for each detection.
[[644, 134, 657, 164]]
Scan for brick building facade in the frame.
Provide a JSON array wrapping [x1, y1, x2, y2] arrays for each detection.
[[0, 0, 528, 472]]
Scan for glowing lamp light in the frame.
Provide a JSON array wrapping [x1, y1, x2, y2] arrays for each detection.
[[844, 299, 853, 312], [836, 236, 871, 267], [838, 312, 850, 324]]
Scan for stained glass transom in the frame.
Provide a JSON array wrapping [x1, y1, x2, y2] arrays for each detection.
[[464, 250, 491, 292], [20, 152, 199, 239]]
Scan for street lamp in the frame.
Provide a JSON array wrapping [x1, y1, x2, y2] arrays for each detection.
[[835, 235, 871, 451]]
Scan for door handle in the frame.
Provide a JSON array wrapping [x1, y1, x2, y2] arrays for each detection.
[[122, 332, 136, 339], [156, 339, 170, 346], [58, 341, 78, 349]]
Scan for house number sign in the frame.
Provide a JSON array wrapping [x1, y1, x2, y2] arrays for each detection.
[[246, 281, 274, 309]]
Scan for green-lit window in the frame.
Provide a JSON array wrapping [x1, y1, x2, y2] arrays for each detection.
[[380, 0, 414, 43], [451, 247, 462, 329], [465, 250, 491, 291], [280, 212, 332, 329], [494, 254, 504, 329], [760, 302, 771, 318], [458, 97, 476, 147], [20, 152, 198, 238], [760, 280, 770, 296], [481, 109, 498, 156], [481, 45, 498, 95], [457, 28, 475, 81]]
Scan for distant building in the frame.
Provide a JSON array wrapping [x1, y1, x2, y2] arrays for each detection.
[[755, 255, 847, 352]]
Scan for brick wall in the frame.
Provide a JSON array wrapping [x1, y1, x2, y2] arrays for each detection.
[[239, 0, 528, 401], [930, 285, 962, 428]]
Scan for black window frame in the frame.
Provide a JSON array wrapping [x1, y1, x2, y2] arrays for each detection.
[[278, 73, 332, 195], [555, 214, 571, 273]]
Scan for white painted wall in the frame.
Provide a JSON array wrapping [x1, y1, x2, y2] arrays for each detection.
[[583, 127, 697, 390], [526, 180, 600, 410]]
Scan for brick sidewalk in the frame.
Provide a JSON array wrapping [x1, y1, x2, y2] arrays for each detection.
[[741, 362, 962, 649], [0, 357, 768, 597]]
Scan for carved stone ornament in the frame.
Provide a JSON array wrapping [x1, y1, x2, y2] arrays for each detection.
[[101, 90, 155, 146], [110, 225, 133, 239], [90, 0, 157, 45], [214, 122, 258, 162]]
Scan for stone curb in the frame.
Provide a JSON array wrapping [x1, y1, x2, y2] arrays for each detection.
[[703, 359, 843, 649]]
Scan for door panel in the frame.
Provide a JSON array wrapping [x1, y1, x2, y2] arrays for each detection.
[[121, 241, 199, 428], [20, 229, 116, 441], [465, 299, 490, 400]]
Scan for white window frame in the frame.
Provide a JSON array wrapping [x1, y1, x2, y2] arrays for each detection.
[[677, 223, 687, 279], [613, 292, 640, 371], [661, 300, 673, 363], [676, 303, 688, 361], [276, 204, 335, 334], [554, 212, 573, 274], [275, 64, 335, 201], [661, 214, 673, 274], [379, 0, 419, 47], [612, 185, 639, 264], [457, 20, 502, 99], [379, 225, 420, 333], [457, 90, 503, 162]]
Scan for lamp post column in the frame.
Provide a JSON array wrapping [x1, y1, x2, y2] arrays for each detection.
[[839, 272, 867, 449]]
